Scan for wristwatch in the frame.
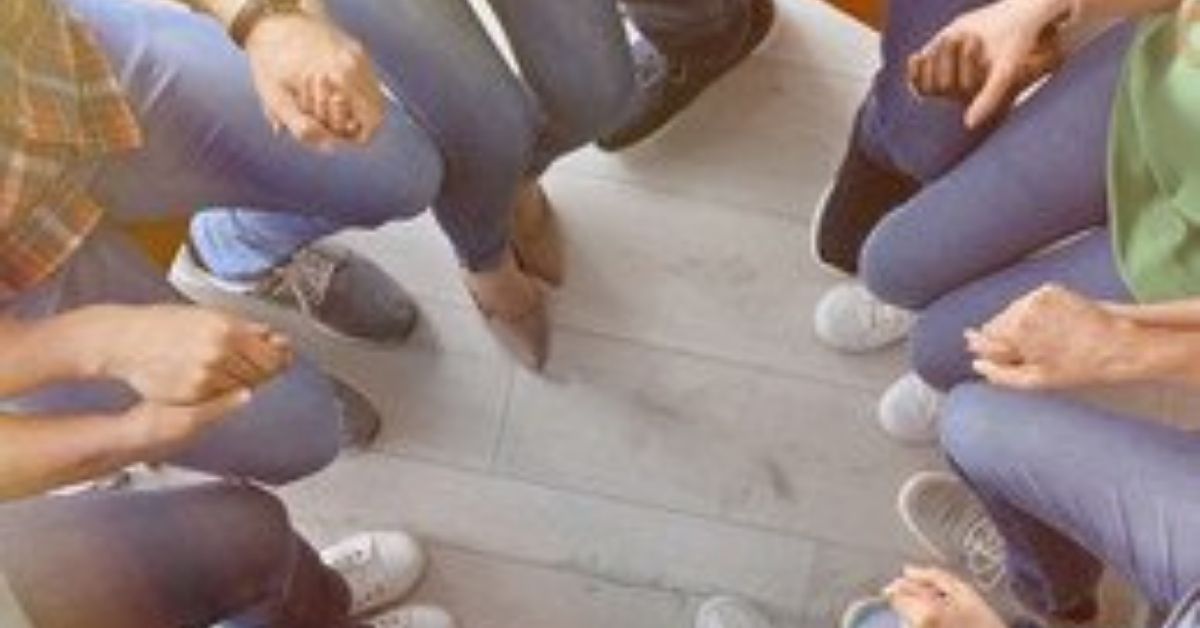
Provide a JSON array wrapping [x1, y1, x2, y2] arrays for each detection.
[[229, 0, 303, 48]]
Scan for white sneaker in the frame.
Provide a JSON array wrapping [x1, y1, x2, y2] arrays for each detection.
[[363, 605, 457, 628], [814, 281, 914, 353], [695, 596, 774, 628], [878, 373, 943, 445], [321, 532, 427, 617]]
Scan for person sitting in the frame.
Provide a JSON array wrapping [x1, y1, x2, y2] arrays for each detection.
[[840, 283, 1200, 626], [810, 0, 1181, 444]]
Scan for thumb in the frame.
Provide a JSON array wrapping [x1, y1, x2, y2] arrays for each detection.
[[190, 387, 253, 426]]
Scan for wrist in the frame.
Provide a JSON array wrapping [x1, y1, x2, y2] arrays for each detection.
[[233, 0, 304, 48], [1117, 322, 1200, 384]]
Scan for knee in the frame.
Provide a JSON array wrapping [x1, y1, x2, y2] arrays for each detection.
[[349, 123, 446, 227], [940, 384, 1035, 473], [909, 306, 976, 391], [201, 483, 297, 583], [860, 208, 942, 311]]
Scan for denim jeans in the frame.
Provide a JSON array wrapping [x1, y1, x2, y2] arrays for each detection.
[[939, 384, 1200, 627], [2, 228, 343, 486], [856, 11, 1138, 390], [177, 0, 635, 278], [0, 482, 352, 628]]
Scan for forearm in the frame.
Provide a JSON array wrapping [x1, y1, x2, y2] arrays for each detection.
[[1112, 324, 1200, 386], [0, 308, 115, 399], [1067, 0, 1178, 20], [1105, 299, 1200, 329], [0, 414, 146, 501]]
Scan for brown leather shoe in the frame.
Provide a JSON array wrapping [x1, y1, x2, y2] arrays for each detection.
[[512, 180, 564, 287], [465, 251, 550, 370]]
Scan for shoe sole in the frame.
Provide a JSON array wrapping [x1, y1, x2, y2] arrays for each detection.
[[839, 596, 890, 628], [597, 0, 779, 152], [168, 247, 417, 349], [895, 470, 961, 564]]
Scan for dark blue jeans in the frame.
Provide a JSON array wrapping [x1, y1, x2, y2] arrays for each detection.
[[184, 0, 638, 277], [941, 384, 1200, 626], [74, 0, 634, 278], [854, 1, 1139, 390], [0, 482, 351, 628]]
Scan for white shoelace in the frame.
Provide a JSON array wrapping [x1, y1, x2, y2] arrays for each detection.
[[855, 291, 912, 338], [963, 516, 1008, 591]]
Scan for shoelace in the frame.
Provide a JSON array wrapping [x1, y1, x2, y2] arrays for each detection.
[[259, 247, 344, 316], [962, 516, 1008, 591], [369, 611, 414, 628], [855, 289, 912, 336]]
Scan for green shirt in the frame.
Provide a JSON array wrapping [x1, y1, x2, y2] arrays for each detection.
[[1110, 14, 1200, 301]]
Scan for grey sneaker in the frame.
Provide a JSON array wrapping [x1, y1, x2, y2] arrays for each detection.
[[331, 378, 382, 451], [695, 596, 774, 628], [898, 472, 1007, 592], [814, 281, 914, 353], [170, 242, 418, 345]]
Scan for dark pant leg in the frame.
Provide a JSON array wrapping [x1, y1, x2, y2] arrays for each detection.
[[0, 483, 349, 628], [488, 0, 635, 170], [942, 384, 1200, 616], [860, 23, 1135, 310], [325, 0, 541, 271], [621, 0, 744, 52], [909, 230, 1130, 390]]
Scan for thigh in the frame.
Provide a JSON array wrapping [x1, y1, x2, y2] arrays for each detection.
[[943, 384, 1200, 610], [487, 0, 634, 153], [0, 483, 296, 628], [2, 228, 340, 485], [861, 23, 1137, 310], [910, 229, 1130, 390], [65, 0, 442, 224]]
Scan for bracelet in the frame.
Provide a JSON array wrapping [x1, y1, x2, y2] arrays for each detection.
[[229, 0, 302, 48]]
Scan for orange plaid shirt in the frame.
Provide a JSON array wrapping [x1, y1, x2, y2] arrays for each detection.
[[0, 0, 142, 300]]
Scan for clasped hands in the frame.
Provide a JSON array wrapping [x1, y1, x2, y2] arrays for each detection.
[[243, 11, 385, 149]]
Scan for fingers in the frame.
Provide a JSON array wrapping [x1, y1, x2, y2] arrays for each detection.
[[965, 61, 1018, 128], [965, 329, 1020, 364], [972, 359, 1048, 389], [902, 566, 971, 597], [230, 330, 293, 386], [188, 387, 254, 430], [261, 84, 340, 150]]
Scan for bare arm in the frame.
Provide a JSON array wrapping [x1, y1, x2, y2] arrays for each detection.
[[0, 308, 111, 399], [0, 391, 249, 500]]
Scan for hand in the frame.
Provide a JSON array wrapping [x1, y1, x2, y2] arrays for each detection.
[[243, 13, 385, 148], [123, 388, 253, 459], [967, 284, 1140, 390], [908, 0, 1067, 128], [885, 566, 1007, 628], [93, 304, 292, 404]]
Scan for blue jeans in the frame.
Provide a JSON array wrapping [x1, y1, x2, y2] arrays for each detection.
[[181, 0, 635, 278], [941, 385, 1200, 626], [0, 482, 353, 628], [857, 15, 1138, 390], [2, 228, 343, 486], [850, 387, 1200, 628]]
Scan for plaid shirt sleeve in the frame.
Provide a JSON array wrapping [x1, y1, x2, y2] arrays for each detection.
[[0, 0, 142, 300]]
